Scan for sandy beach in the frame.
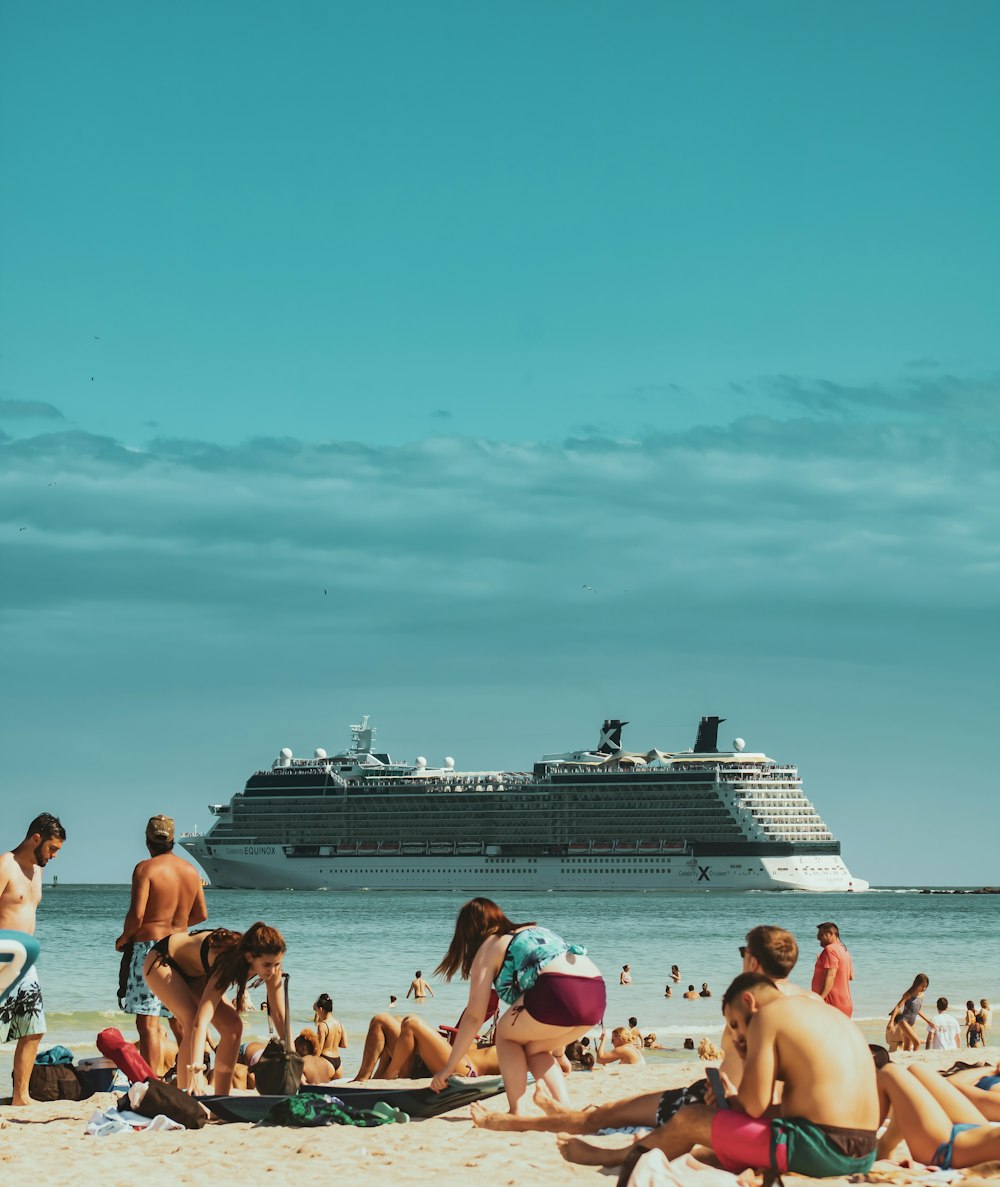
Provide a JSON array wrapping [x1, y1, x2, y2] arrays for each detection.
[[3, 1046, 999, 1187]]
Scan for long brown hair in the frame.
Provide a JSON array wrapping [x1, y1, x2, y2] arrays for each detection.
[[208, 922, 286, 1010], [434, 897, 534, 981]]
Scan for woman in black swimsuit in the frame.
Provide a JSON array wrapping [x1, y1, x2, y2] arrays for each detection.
[[312, 992, 348, 1078], [142, 922, 286, 1096]]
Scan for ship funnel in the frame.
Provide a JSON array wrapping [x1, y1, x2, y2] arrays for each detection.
[[598, 719, 628, 754], [693, 716, 726, 753]]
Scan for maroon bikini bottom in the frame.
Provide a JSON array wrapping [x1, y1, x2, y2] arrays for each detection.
[[523, 972, 606, 1026]]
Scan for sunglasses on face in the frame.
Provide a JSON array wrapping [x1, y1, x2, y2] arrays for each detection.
[[739, 946, 748, 958]]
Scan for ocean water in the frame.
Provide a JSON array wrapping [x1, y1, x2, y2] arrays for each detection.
[[3, 885, 998, 1087]]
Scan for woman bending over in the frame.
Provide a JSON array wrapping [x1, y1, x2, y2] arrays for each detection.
[[429, 897, 605, 1116], [887, 974, 932, 1052], [143, 922, 286, 1095]]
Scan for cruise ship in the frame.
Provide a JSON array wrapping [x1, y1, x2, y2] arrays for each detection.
[[180, 715, 867, 892]]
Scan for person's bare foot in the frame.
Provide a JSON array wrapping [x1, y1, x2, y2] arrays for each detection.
[[470, 1103, 535, 1130], [10, 1095, 32, 1107], [533, 1081, 562, 1114], [556, 1134, 629, 1167]]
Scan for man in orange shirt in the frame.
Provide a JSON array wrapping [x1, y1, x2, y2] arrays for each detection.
[[811, 921, 854, 1017]]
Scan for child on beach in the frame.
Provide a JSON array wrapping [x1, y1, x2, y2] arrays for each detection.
[[143, 922, 286, 1096], [429, 897, 605, 1116]]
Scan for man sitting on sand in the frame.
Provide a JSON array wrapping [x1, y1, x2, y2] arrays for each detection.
[[553, 972, 879, 1175], [595, 1027, 644, 1067], [471, 924, 804, 1136]]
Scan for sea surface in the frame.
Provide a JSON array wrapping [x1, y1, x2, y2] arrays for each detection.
[[3, 885, 998, 1086]]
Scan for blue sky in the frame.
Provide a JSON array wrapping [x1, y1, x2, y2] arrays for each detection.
[[1, 1, 997, 885]]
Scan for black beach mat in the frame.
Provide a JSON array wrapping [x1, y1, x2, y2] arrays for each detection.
[[201, 1076, 504, 1123]]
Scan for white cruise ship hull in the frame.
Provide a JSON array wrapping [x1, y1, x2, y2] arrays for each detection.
[[181, 841, 868, 893]]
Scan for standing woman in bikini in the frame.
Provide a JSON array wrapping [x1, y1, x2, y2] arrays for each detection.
[[429, 897, 605, 1116], [312, 992, 348, 1078], [887, 973, 933, 1052], [143, 922, 286, 1096]]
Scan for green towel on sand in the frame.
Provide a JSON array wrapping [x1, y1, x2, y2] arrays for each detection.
[[259, 1092, 409, 1128]]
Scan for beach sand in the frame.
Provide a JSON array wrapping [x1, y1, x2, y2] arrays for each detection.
[[2, 1047, 998, 1186]]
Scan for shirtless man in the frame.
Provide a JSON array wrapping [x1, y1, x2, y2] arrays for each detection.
[[0, 813, 66, 1105], [471, 924, 805, 1134], [406, 970, 435, 1000], [558, 972, 878, 1175], [114, 815, 206, 1073]]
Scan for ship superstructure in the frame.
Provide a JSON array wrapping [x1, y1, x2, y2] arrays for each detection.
[[180, 715, 867, 892]]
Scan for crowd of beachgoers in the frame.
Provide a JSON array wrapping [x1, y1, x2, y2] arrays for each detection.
[[3, 813, 999, 1185]]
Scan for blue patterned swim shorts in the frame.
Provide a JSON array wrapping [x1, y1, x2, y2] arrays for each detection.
[[0, 967, 46, 1041], [120, 940, 172, 1017]]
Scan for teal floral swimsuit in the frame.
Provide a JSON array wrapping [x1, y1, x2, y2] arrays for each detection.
[[494, 927, 587, 1005]]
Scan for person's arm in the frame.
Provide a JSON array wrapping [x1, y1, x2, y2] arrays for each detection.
[[316, 1019, 330, 1050], [425, 980, 435, 998], [187, 979, 228, 1093], [115, 865, 149, 950], [735, 1012, 777, 1118], [429, 941, 498, 1092], [812, 963, 836, 1001], [187, 883, 208, 928], [406, 983, 415, 998], [337, 1021, 348, 1050], [263, 967, 286, 1040]]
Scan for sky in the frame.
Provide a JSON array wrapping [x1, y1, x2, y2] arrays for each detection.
[[1, 1, 998, 886]]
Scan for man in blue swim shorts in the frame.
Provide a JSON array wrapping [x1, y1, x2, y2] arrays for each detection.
[[115, 815, 207, 1074], [0, 813, 66, 1105], [557, 971, 879, 1175]]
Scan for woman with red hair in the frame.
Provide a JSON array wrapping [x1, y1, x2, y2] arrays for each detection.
[[429, 898, 604, 1116]]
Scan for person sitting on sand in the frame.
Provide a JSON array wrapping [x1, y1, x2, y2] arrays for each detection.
[[429, 897, 605, 1117], [595, 1027, 644, 1066], [887, 973, 933, 1052], [312, 992, 348, 1078], [683, 985, 699, 1000], [143, 921, 286, 1095], [877, 1062, 1000, 1169], [553, 971, 880, 1174], [468, 926, 807, 1139], [926, 997, 961, 1051], [294, 1029, 336, 1085], [353, 1008, 500, 1081]]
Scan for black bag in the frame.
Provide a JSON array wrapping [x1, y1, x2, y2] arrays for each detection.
[[28, 1062, 89, 1102], [121, 1079, 208, 1129], [252, 973, 304, 1096]]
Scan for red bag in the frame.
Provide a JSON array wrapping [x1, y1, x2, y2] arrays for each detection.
[[97, 1027, 157, 1084]]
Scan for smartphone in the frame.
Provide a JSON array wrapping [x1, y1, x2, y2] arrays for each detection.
[[706, 1066, 729, 1108]]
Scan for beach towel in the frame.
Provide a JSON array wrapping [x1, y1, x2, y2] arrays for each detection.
[[201, 1075, 505, 1124], [86, 1107, 186, 1137], [618, 1150, 746, 1187]]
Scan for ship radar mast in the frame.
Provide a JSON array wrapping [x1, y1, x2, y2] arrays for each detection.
[[350, 716, 376, 754]]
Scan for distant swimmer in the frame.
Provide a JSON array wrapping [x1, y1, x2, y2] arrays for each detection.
[[620, 964, 632, 985], [699, 982, 712, 998], [407, 970, 435, 1000], [670, 964, 681, 983], [683, 984, 699, 1000]]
